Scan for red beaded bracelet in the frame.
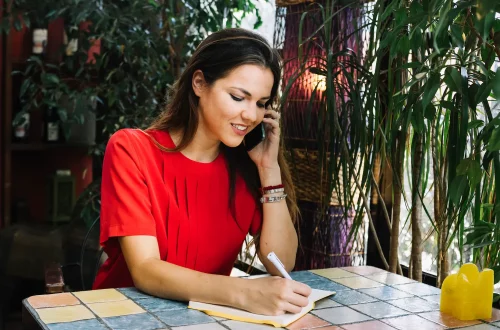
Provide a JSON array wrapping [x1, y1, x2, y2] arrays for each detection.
[[259, 184, 284, 194]]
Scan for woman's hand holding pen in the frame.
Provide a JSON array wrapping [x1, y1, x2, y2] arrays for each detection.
[[237, 276, 311, 316]]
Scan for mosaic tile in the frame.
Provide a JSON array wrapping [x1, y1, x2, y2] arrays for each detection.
[[388, 297, 440, 313], [290, 271, 324, 283], [350, 301, 409, 319], [35, 305, 95, 324], [341, 266, 387, 276], [87, 299, 145, 318], [155, 309, 215, 326], [101, 312, 166, 330], [332, 277, 384, 289], [117, 287, 153, 300], [314, 298, 342, 309], [222, 320, 274, 329], [286, 313, 330, 329], [418, 311, 482, 328], [73, 288, 127, 304], [307, 280, 350, 292], [136, 297, 188, 312], [382, 314, 445, 330], [309, 268, 358, 279], [172, 323, 227, 330], [28, 293, 80, 309], [366, 273, 415, 285], [47, 319, 108, 330], [457, 325, 500, 330], [330, 290, 378, 305], [483, 308, 500, 322], [392, 283, 441, 296], [311, 306, 372, 325], [342, 320, 396, 330], [421, 295, 441, 304], [358, 286, 413, 301]]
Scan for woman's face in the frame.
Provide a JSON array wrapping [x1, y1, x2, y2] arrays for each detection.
[[193, 64, 275, 148]]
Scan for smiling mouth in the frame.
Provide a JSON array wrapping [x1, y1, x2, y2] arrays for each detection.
[[231, 124, 248, 132]]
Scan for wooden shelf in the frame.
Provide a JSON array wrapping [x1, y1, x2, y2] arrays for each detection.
[[10, 142, 93, 151]]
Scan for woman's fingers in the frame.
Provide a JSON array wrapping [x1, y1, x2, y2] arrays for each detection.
[[292, 281, 312, 297], [286, 291, 310, 309]]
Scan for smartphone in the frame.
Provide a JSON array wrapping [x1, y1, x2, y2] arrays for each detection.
[[244, 122, 265, 151]]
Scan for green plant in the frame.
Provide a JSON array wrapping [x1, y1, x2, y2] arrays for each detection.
[[282, 0, 500, 285], [3, 0, 263, 227]]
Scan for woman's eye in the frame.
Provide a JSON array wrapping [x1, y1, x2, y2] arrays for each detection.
[[257, 103, 266, 108], [230, 94, 243, 102]]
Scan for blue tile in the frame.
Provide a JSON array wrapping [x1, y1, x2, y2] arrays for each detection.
[[290, 271, 324, 283], [117, 287, 152, 300], [136, 297, 187, 312], [307, 279, 350, 292], [330, 289, 378, 305], [155, 309, 215, 326], [358, 286, 413, 300], [47, 319, 108, 330], [102, 313, 166, 330]]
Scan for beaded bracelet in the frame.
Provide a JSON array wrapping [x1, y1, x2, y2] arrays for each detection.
[[260, 194, 287, 203], [262, 187, 285, 195]]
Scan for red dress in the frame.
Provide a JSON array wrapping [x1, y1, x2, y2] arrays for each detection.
[[93, 128, 262, 289]]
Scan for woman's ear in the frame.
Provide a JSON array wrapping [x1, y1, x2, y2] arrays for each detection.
[[192, 70, 207, 97]]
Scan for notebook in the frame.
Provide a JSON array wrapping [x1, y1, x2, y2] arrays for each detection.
[[188, 286, 335, 328]]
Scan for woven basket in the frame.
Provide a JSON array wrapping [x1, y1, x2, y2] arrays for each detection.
[[286, 148, 361, 205]]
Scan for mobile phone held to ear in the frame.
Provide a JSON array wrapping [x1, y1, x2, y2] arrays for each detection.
[[244, 123, 265, 151]]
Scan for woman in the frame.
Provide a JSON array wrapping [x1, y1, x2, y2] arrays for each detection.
[[93, 27, 311, 316]]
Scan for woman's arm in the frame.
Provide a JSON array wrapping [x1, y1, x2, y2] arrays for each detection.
[[119, 235, 310, 315], [256, 166, 298, 273]]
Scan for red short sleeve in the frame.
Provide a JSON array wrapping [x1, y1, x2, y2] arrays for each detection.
[[100, 130, 156, 245]]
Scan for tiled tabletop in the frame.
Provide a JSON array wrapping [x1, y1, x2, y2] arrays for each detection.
[[22, 266, 500, 330]]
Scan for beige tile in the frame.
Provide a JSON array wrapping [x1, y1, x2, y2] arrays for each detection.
[[310, 268, 358, 279], [341, 266, 387, 276], [35, 305, 95, 324], [73, 288, 127, 304], [87, 299, 145, 318], [333, 277, 384, 289], [27, 293, 80, 309], [366, 272, 415, 285]]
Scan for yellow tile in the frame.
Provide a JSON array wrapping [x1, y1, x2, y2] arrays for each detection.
[[310, 268, 358, 279], [73, 289, 127, 304], [87, 299, 145, 318], [333, 276, 384, 289], [36, 305, 95, 324]]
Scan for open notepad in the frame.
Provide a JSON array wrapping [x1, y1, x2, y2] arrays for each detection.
[[188, 283, 335, 328]]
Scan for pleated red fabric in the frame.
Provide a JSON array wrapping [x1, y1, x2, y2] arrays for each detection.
[[93, 129, 262, 289]]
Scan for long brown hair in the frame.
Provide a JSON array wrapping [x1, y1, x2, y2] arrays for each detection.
[[148, 28, 299, 244]]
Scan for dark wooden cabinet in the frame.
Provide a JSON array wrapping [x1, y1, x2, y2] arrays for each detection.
[[0, 17, 94, 228]]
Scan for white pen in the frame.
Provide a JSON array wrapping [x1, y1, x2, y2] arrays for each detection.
[[267, 251, 293, 280]]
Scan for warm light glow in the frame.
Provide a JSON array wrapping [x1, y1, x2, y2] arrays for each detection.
[[309, 72, 327, 92]]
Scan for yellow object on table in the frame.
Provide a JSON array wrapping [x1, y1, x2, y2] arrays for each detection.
[[440, 263, 494, 321]]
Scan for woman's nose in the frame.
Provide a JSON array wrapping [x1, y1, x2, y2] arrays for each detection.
[[241, 106, 258, 123]]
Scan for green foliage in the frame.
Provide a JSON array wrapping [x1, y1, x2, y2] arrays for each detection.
[[2, 0, 262, 226], [284, 0, 500, 278]]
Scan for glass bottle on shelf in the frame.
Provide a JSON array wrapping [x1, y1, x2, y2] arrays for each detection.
[[13, 112, 30, 142], [43, 107, 61, 143], [32, 22, 48, 57]]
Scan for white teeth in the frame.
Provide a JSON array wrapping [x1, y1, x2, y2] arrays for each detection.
[[232, 124, 247, 131]]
